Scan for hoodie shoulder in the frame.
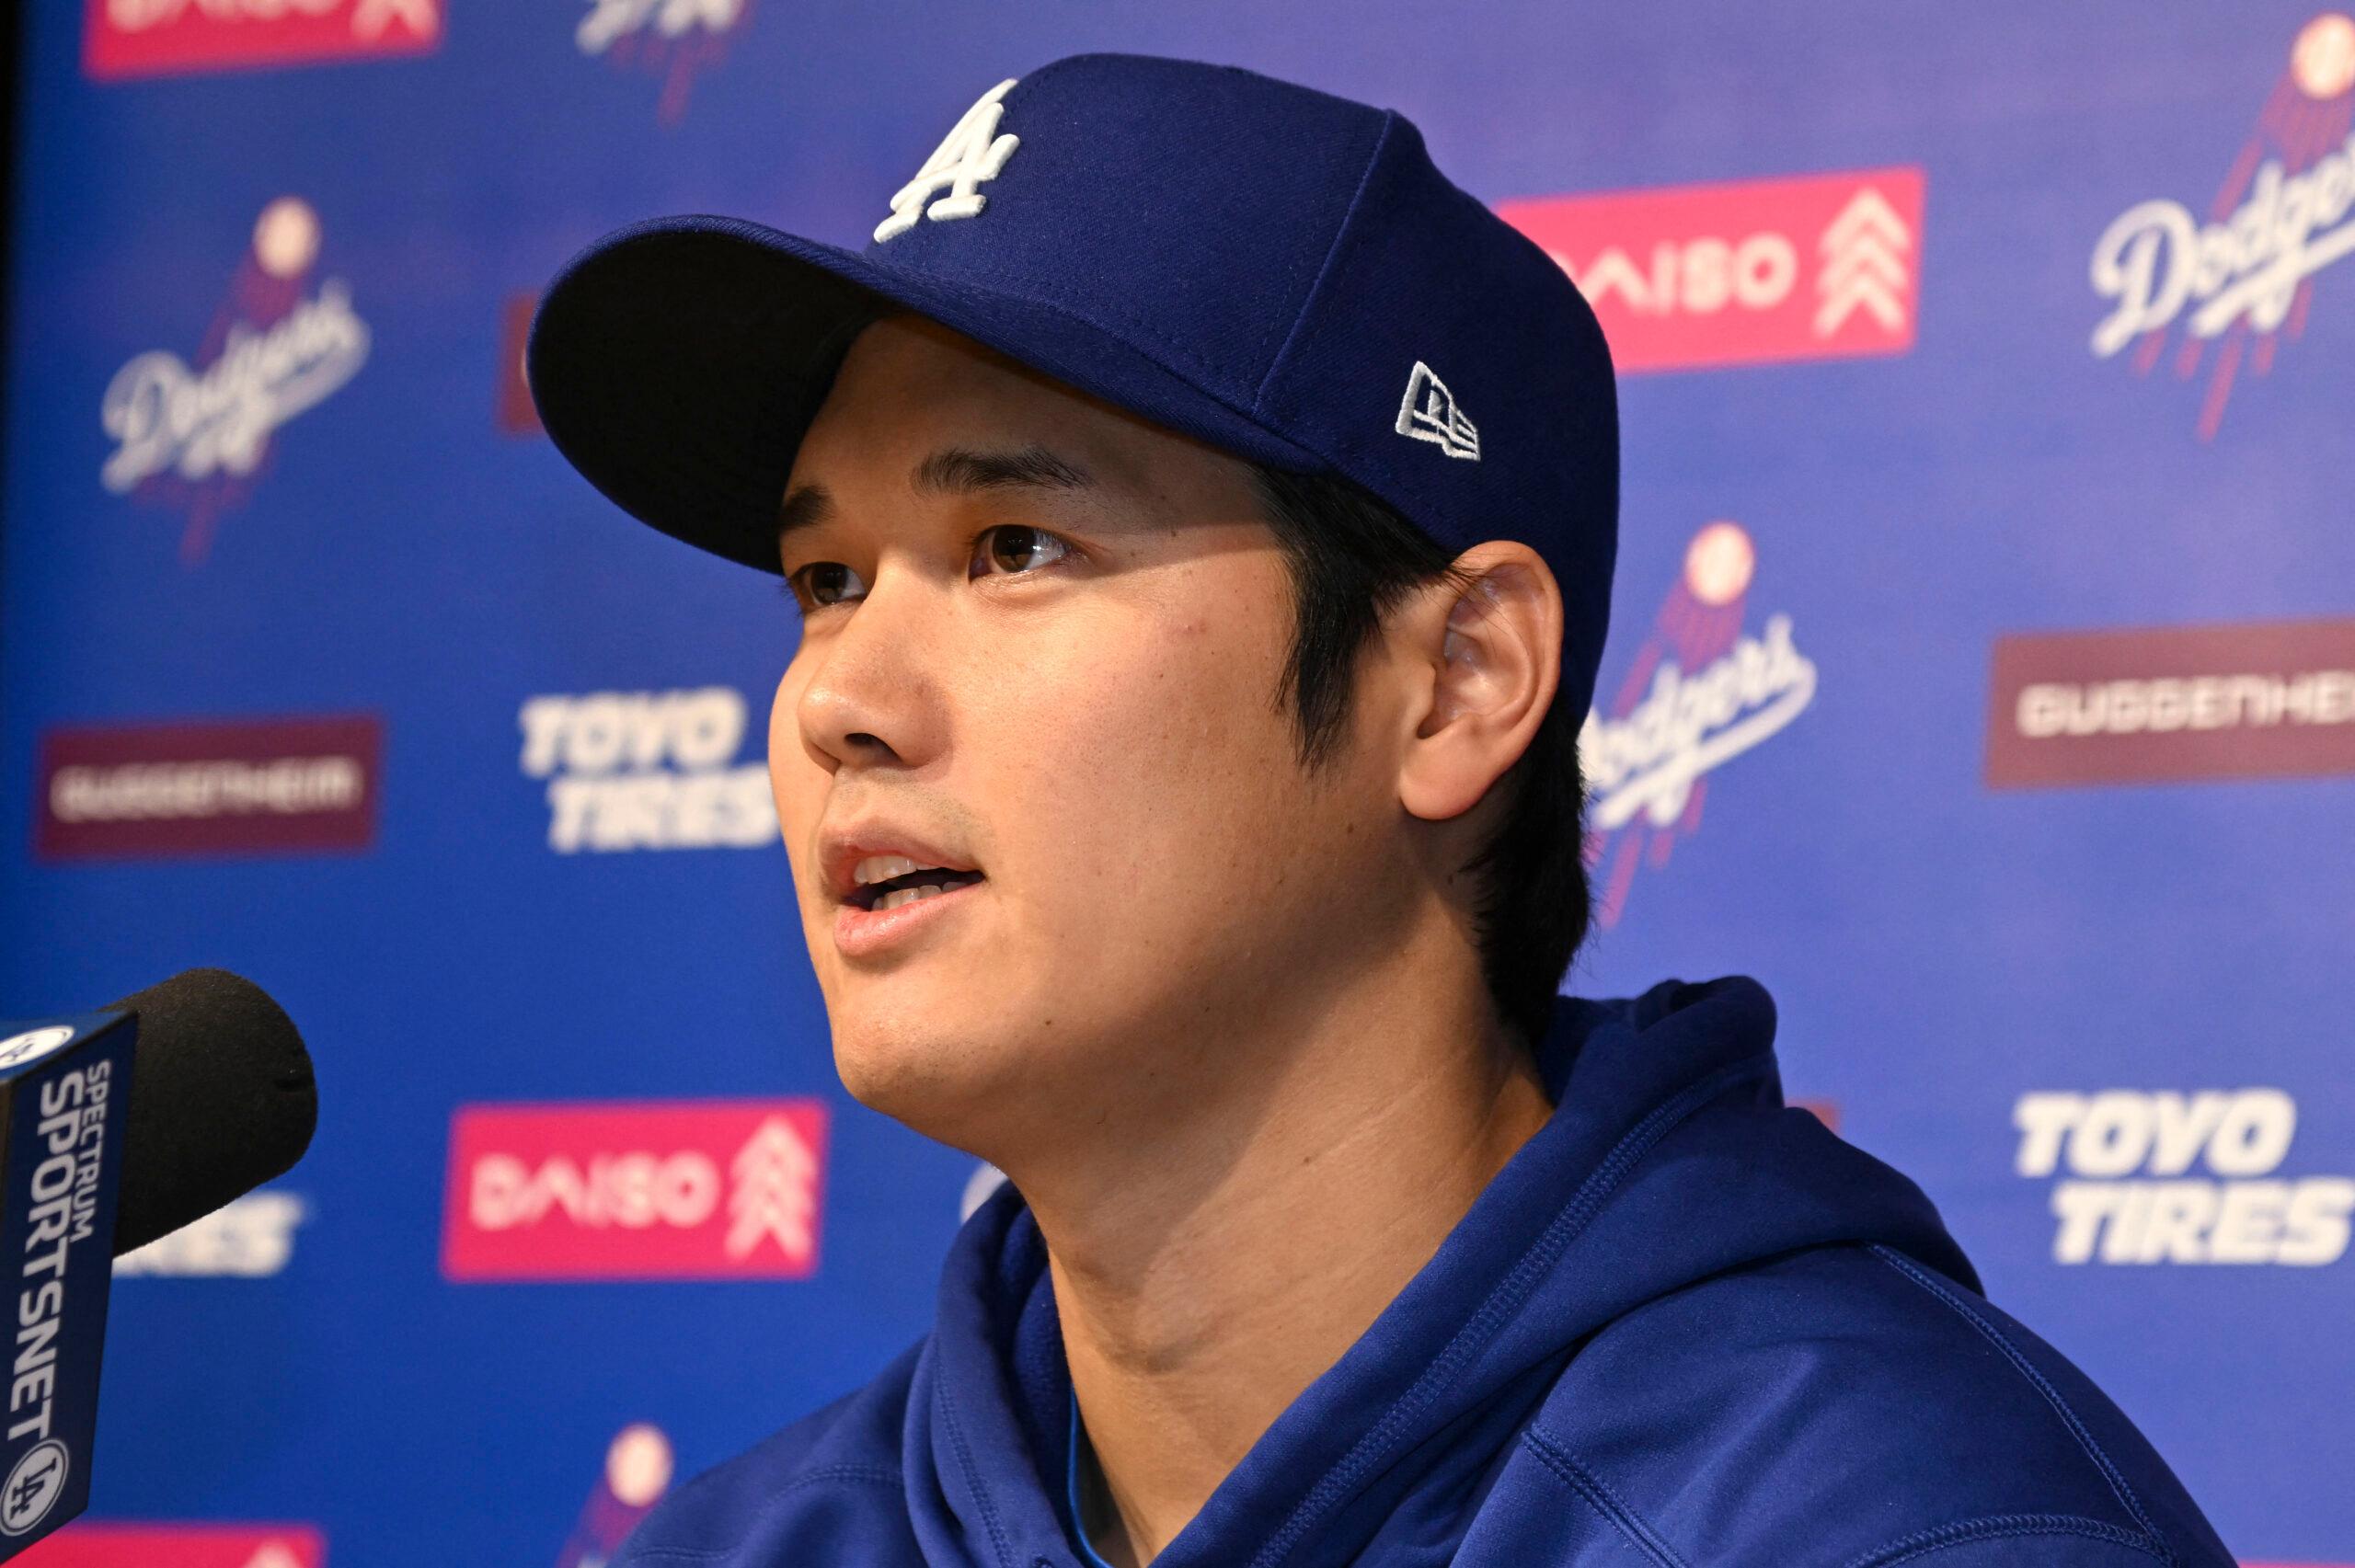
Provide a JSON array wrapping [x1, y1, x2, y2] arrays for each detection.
[[615, 1341, 925, 1566], [1507, 1244, 2234, 1566]]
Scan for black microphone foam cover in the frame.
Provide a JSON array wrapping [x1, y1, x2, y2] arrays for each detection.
[[102, 967, 318, 1255]]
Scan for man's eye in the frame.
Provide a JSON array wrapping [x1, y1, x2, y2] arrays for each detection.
[[973, 524, 1071, 578], [795, 562, 867, 609]]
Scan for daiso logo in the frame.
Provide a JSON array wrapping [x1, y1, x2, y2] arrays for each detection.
[[443, 1101, 827, 1280], [1498, 166, 1923, 372], [85, 0, 441, 81]]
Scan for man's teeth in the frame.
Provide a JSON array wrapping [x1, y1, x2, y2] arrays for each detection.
[[853, 853, 955, 887], [871, 883, 959, 912], [850, 852, 980, 912]]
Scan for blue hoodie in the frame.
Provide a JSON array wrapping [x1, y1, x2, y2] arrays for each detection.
[[616, 977, 2234, 1566]]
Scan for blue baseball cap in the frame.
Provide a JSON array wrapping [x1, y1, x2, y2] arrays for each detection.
[[528, 52, 1619, 717]]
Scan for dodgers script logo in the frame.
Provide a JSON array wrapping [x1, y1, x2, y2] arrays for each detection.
[[2090, 12, 2355, 438], [1581, 522, 1816, 928], [573, 0, 752, 125], [99, 197, 369, 566]]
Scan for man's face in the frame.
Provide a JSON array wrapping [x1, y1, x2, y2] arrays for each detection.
[[769, 315, 1413, 1155]]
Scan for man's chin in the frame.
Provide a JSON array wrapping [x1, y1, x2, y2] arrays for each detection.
[[830, 1024, 1048, 1150]]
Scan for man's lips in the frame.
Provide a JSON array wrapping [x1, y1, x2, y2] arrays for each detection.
[[833, 875, 985, 959], [818, 821, 989, 960], [818, 829, 982, 904]]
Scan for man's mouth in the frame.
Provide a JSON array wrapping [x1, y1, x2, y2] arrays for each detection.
[[846, 858, 987, 911]]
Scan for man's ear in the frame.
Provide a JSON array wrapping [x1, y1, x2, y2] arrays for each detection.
[[1396, 543, 1563, 824]]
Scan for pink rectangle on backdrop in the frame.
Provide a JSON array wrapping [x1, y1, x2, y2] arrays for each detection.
[[443, 1101, 831, 1282], [1498, 166, 1924, 372], [1985, 619, 2355, 788], [21, 1524, 325, 1567], [84, 0, 441, 81]]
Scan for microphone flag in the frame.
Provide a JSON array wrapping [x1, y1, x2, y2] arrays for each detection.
[[0, 1008, 137, 1557]]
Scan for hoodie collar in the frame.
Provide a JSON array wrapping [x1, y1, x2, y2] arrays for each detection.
[[903, 977, 1974, 1568]]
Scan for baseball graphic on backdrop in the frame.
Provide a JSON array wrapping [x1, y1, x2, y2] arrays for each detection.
[[252, 196, 321, 279], [2292, 13, 2355, 98], [1683, 521, 1756, 607], [605, 1424, 674, 1508]]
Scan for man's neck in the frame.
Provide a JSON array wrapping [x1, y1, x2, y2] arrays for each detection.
[[1014, 944, 1556, 1568]]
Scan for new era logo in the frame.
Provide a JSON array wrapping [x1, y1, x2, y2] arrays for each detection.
[[1396, 361, 1480, 461]]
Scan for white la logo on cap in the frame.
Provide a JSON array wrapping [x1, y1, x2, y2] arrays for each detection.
[[874, 78, 1022, 244]]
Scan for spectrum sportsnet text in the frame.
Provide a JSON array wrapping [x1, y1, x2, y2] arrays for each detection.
[[2014, 1089, 2353, 1265], [517, 687, 777, 853], [13, 1063, 113, 1446]]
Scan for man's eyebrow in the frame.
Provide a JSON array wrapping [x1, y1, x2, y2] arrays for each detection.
[[909, 443, 1095, 498], [775, 444, 1097, 553], [777, 482, 836, 545]]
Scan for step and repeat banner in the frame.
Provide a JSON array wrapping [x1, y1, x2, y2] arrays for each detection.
[[2, 1, 2350, 1562]]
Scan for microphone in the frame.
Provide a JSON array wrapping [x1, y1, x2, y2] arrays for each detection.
[[106, 969, 317, 1256], [0, 967, 317, 1557]]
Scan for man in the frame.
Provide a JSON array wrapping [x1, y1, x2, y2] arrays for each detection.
[[528, 53, 2233, 1568]]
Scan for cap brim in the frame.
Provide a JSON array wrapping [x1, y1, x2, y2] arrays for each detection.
[[526, 213, 1326, 575]]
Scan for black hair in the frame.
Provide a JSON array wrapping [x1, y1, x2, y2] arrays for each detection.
[[1250, 465, 1591, 1051]]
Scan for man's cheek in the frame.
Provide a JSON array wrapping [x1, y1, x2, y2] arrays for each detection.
[[1045, 681, 1261, 877], [766, 683, 825, 883], [1058, 680, 1183, 811], [766, 750, 798, 848]]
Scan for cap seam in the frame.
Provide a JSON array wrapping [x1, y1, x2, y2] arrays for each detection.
[[1249, 109, 1401, 421], [878, 266, 1324, 465], [998, 58, 1337, 385], [871, 63, 1304, 393], [944, 263, 1272, 402]]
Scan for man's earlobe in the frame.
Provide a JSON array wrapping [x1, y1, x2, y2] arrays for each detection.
[[1401, 548, 1562, 823]]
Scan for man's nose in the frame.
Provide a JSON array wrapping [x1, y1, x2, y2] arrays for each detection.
[[792, 567, 950, 774]]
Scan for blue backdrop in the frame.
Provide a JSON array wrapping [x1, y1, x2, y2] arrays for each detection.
[[3, 2, 2350, 1563]]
